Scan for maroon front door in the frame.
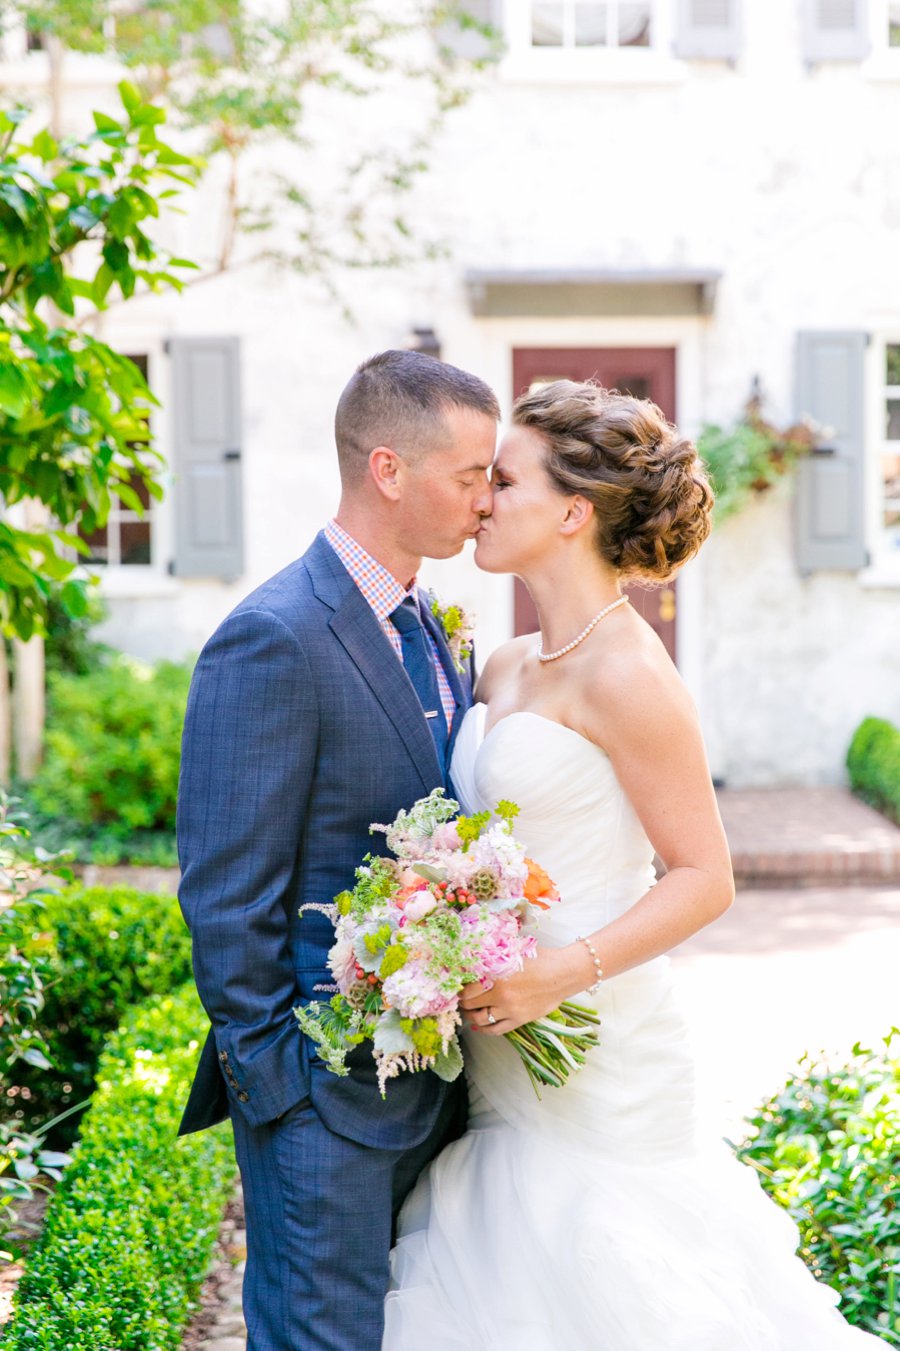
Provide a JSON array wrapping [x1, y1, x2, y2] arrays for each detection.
[[510, 347, 678, 661]]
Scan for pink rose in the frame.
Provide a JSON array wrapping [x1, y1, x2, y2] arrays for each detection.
[[431, 822, 462, 851]]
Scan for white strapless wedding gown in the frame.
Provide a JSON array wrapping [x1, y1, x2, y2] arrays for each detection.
[[382, 705, 882, 1350]]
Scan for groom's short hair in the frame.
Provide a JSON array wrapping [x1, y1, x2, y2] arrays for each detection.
[[334, 349, 500, 486]]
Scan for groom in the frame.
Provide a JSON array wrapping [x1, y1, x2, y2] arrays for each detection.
[[176, 349, 499, 1351]]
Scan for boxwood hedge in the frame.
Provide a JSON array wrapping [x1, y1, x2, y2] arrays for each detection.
[[847, 716, 900, 826], [11, 886, 192, 1136], [738, 1034, 900, 1342], [3, 984, 235, 1351]]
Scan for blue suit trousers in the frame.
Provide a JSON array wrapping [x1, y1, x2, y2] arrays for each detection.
[[231, 1088, 463, 1351]]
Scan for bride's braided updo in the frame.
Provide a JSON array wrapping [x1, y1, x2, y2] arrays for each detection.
[[512, 380, 714, 582]]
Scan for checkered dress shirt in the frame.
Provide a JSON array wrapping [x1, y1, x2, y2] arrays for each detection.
[[323, 519, 455, 730]]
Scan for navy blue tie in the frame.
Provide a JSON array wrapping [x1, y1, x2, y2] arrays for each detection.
[[390, 595, 449, 767]]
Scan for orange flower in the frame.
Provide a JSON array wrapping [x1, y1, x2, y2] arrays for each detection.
[[523, 858, 560, 909]]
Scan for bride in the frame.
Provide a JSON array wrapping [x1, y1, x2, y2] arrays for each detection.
[[382, 380, 880, 1349]]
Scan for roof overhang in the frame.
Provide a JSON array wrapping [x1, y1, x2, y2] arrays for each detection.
[[464, 269, 721, 318]]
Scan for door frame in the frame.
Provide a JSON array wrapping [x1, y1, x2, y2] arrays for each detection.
[[451, 316, 708, 727], [511, 344, 679, 659]]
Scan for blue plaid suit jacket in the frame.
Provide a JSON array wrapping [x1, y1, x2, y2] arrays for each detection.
[[176, 530, 471, 1147]]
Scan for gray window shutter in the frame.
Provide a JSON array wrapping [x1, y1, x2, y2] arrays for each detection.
[[675, 0, 742, 60], [802, 0, 869, 62], [169, 336, 244, 580], [794, 331, 868, 573]]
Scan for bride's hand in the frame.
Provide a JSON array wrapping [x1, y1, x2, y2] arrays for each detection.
[[459, 946, 589, 1035]]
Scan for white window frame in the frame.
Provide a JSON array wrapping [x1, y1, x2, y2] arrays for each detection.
[[499, 0, 685, 84], [863, 0, 900, 79], [81, 336, 179, 599], [860, 333, 900, 587]]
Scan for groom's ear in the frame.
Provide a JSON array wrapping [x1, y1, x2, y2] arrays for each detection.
[[560, 495, 593, 535], [369, 446, 403, 501]]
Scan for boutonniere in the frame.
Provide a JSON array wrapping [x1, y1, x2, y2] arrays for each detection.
[[428, 591, 474, 674]]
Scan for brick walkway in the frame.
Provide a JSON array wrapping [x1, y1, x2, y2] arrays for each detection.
[[717, 787, 900, 885]]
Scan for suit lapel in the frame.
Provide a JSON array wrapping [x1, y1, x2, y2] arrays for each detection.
[[305, 533, 443, 793]]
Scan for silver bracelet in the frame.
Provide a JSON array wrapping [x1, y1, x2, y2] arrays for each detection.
[[575, 935, 604, 995]]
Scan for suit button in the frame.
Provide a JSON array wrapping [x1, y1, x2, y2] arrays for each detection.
[[237, 1091, 249, 1103], [219, 1050, 228, 1062]]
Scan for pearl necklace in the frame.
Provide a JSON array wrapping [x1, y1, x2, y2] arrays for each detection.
[[537, 595, 629, 663]]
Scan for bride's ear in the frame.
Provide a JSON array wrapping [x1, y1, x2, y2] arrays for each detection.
[[560, 495, 593, 536]]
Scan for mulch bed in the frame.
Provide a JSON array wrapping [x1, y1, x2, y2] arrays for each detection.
[[0, 1187, 54, 1329]]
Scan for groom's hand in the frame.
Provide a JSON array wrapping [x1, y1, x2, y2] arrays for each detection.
[[459, 946, 588, 1034]]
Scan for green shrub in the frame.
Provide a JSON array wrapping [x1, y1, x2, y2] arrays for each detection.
[[4, 985, 235, 1351], [0, 796, 74, 1261], [738, 1034, 900, 1342], [847, 717, 900, 826], [29, 655, 192, 838], [42, 592, 110, 679], [10, 885, 191, 1137], [17, 812, 178, 866]]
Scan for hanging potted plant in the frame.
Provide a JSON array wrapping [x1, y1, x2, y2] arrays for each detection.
[[697, 387, 821, 523]]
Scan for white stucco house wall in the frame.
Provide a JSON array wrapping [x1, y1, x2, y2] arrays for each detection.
[[3, 0, 899, 786]]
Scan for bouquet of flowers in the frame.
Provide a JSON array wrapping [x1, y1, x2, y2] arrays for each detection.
[[294, 789, 601, 1097]]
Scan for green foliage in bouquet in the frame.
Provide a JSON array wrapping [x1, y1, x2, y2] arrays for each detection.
[[847, 717, 900, 827], [3, 986, 235, 1350], [9, 884, 191, 1137], [738, 1033, 900, 1342], [28, 654, 192, 845]]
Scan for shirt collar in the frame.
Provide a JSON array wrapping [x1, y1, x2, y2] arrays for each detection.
[[324, 519, 416, 624]]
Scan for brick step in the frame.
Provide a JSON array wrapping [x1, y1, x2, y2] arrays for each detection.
[[717, 787, 900, 888]]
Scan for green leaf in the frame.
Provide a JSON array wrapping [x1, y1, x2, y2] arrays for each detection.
[[0, 363, 30, 418], [92, 262, 115, 307], [60, 581, 89, 619], [131, 104, 166, 128], [30, 129, 58, 163], [92, 110, 122, 135], [118, 79, 142, 117], [111, 481, 145, 514], [21, 1046, 52, 1070], [69, 203, 100, 230]]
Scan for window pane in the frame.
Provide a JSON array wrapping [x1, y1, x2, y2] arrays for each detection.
[[122, 472, 152, 510], [532, 3, 565, 45], [619, 3, 651, 46], [887, 344, 900, 385], [886, 399, 900, 440], [884, 454, 900, 530], [890, 2, 900, 46], [574, 4, 608, 46], [82, 525, 110, 565], [120, 519, 152, 565]]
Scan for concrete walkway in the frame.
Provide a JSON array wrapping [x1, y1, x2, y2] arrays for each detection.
[[672, 882, 900, 1139]]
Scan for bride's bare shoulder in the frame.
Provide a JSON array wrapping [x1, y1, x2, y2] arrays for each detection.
[[475, 634, 534, 703], [587, 617, 697, 732]]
